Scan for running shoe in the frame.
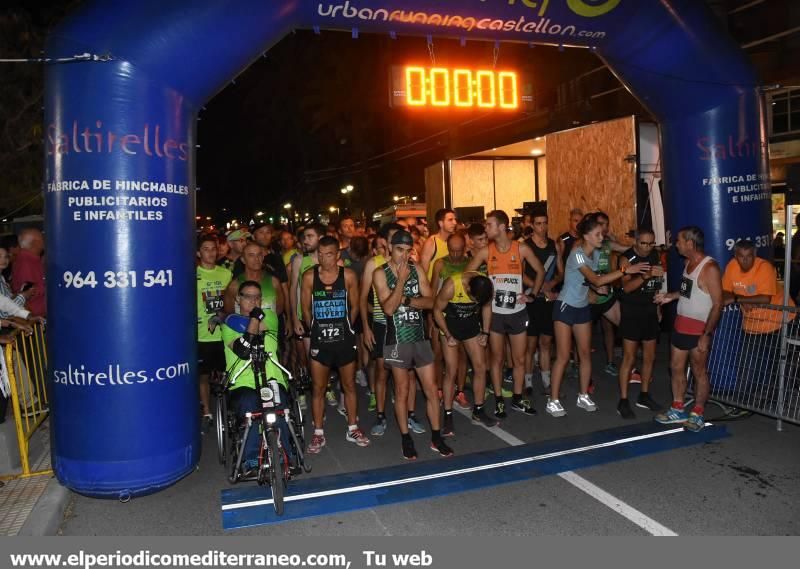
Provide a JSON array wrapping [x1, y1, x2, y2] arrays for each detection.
[[355, 368, 368, 388], [683, 412, 705, 432], [430, 438, 454, 457], [370, 417, 388, 436], [576, 393, 598, 412], [337, 399, 348, 418], [325, 389, 337, 407], [402, 437, 417, 460], [345, 427, 371, 447], [524, 373, 533, 393], [471, 407, 499, 427], [367, 392, 377, 412], [604, 362, 619, 376], [307, 433, 326, 454], [501, 386, 514, 398], [617, 398, 635, 419], [636, 392, 662, 411], [503, 368, 513, 383], [442, 413, 455, 437], [545, 398, 566, 417], [510, 398, 537, 415], [655, 407, 689, 425], [494, 399, 507, 419], [454, 390, 470, 410], [629, 367, 642, 384], [407, 416, 427, 434]]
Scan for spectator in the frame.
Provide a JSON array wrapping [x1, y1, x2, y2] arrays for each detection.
[[791, 213, 800, 302], [722, 240, 796, 393], [11, 228, 46, 318], [0, 235, 19, 280], [0, 246, 34, 316]]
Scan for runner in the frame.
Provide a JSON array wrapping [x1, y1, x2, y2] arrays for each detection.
[[654, 226, 723, 432], [360, 224, 399, 436], [546, 215, 649, 418], [523, 210, 563, 395], [558, 208, 583, 269], [430, 233, 470, 403], [590, 212, 629, 377], [420, 208, 457, 280], [289, 223, 324, 360], [301, 236, 369, 452], [222, 242, 283, 319], [616, 228, 665, 419], [466, 210, 545, 418], [373, 230, 453, 460], [196, 235, 231, 431], [433, 271, 497, 430]]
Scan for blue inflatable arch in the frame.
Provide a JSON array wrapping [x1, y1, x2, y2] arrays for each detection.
[[45, 0, 770, 497]]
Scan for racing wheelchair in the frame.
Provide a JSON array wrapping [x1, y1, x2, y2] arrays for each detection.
[[212, 325, 311, 515]]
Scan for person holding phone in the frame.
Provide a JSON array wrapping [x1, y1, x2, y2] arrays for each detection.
[[616, 228, 665, 419], [546, 215, 650, 418]]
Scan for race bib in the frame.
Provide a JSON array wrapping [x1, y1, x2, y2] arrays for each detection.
[[679, 276, 693, 299], [204, 294, 224, 314], [317, 322, 344, 344], [494, 290, 517, 309]]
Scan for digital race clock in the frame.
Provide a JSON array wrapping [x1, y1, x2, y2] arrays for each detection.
[[389, 65, 532, 110]]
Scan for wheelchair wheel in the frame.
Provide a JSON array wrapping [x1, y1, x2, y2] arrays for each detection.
[[214, 395, 227, 465], [267, 429, 285, 515]]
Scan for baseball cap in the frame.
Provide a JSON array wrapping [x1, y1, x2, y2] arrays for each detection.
[[390, 230, 414, 247], [227, 229, 252, 242]]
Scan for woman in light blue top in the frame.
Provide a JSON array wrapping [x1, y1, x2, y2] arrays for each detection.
[[547, 215, 649, 418]]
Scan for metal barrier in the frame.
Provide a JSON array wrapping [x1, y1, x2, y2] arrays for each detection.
[[1, 322, 52, 477], [689, 303, 800, 430]]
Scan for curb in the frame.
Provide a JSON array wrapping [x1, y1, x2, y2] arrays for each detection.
[[17, 476, 71, 536]]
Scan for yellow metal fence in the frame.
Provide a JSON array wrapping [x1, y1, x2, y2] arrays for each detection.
[[1, 322, 51, 478]]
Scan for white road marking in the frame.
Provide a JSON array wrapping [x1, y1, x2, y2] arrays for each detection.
[[222, 422, 687, 517], [452, 406, 679, 536]]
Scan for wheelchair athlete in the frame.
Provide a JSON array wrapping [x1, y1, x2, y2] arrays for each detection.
[[221, 280, 294, 478]]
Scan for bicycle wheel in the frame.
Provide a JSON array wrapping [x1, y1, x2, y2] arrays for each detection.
[[266, 429, 285, 516], [214, 395, 226, 465]]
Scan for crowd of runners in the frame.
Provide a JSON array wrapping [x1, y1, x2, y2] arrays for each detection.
[[195, 206, 731, 464]]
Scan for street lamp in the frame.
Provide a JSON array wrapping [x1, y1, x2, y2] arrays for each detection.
[[283, 203, 292, 209], [256, 211, 264, 217]]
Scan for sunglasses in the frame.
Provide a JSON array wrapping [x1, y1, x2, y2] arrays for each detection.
[[238, 293, 262, 302]]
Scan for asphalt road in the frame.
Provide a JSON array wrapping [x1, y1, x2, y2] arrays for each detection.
[[58, 345, 800, 536]]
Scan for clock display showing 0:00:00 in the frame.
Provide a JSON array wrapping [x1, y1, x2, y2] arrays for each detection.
[[404, 66, 519, 109]]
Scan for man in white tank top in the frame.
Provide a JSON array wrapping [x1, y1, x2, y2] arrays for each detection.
[[653, 226, 723, 432]]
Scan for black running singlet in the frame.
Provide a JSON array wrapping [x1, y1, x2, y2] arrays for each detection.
[[310, 266, 354, 349]]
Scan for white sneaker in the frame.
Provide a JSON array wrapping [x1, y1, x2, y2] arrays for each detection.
[[576, 393, 598, 412], [545, 398, 566, 417], [355, 369, 368, 388]]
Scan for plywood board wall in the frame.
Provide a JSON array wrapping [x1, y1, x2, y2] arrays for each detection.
[[494, 160, 536, 219], [425, 162, 446, 227], [537, 157, 547, 201], [450, 160, 495, 212], [546, 117, 637, 242]]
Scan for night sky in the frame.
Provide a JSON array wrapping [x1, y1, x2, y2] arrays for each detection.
[[195, 30, 597, 224]]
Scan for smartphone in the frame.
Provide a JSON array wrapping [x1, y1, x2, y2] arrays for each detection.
[[20, 282, 33, 292]]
